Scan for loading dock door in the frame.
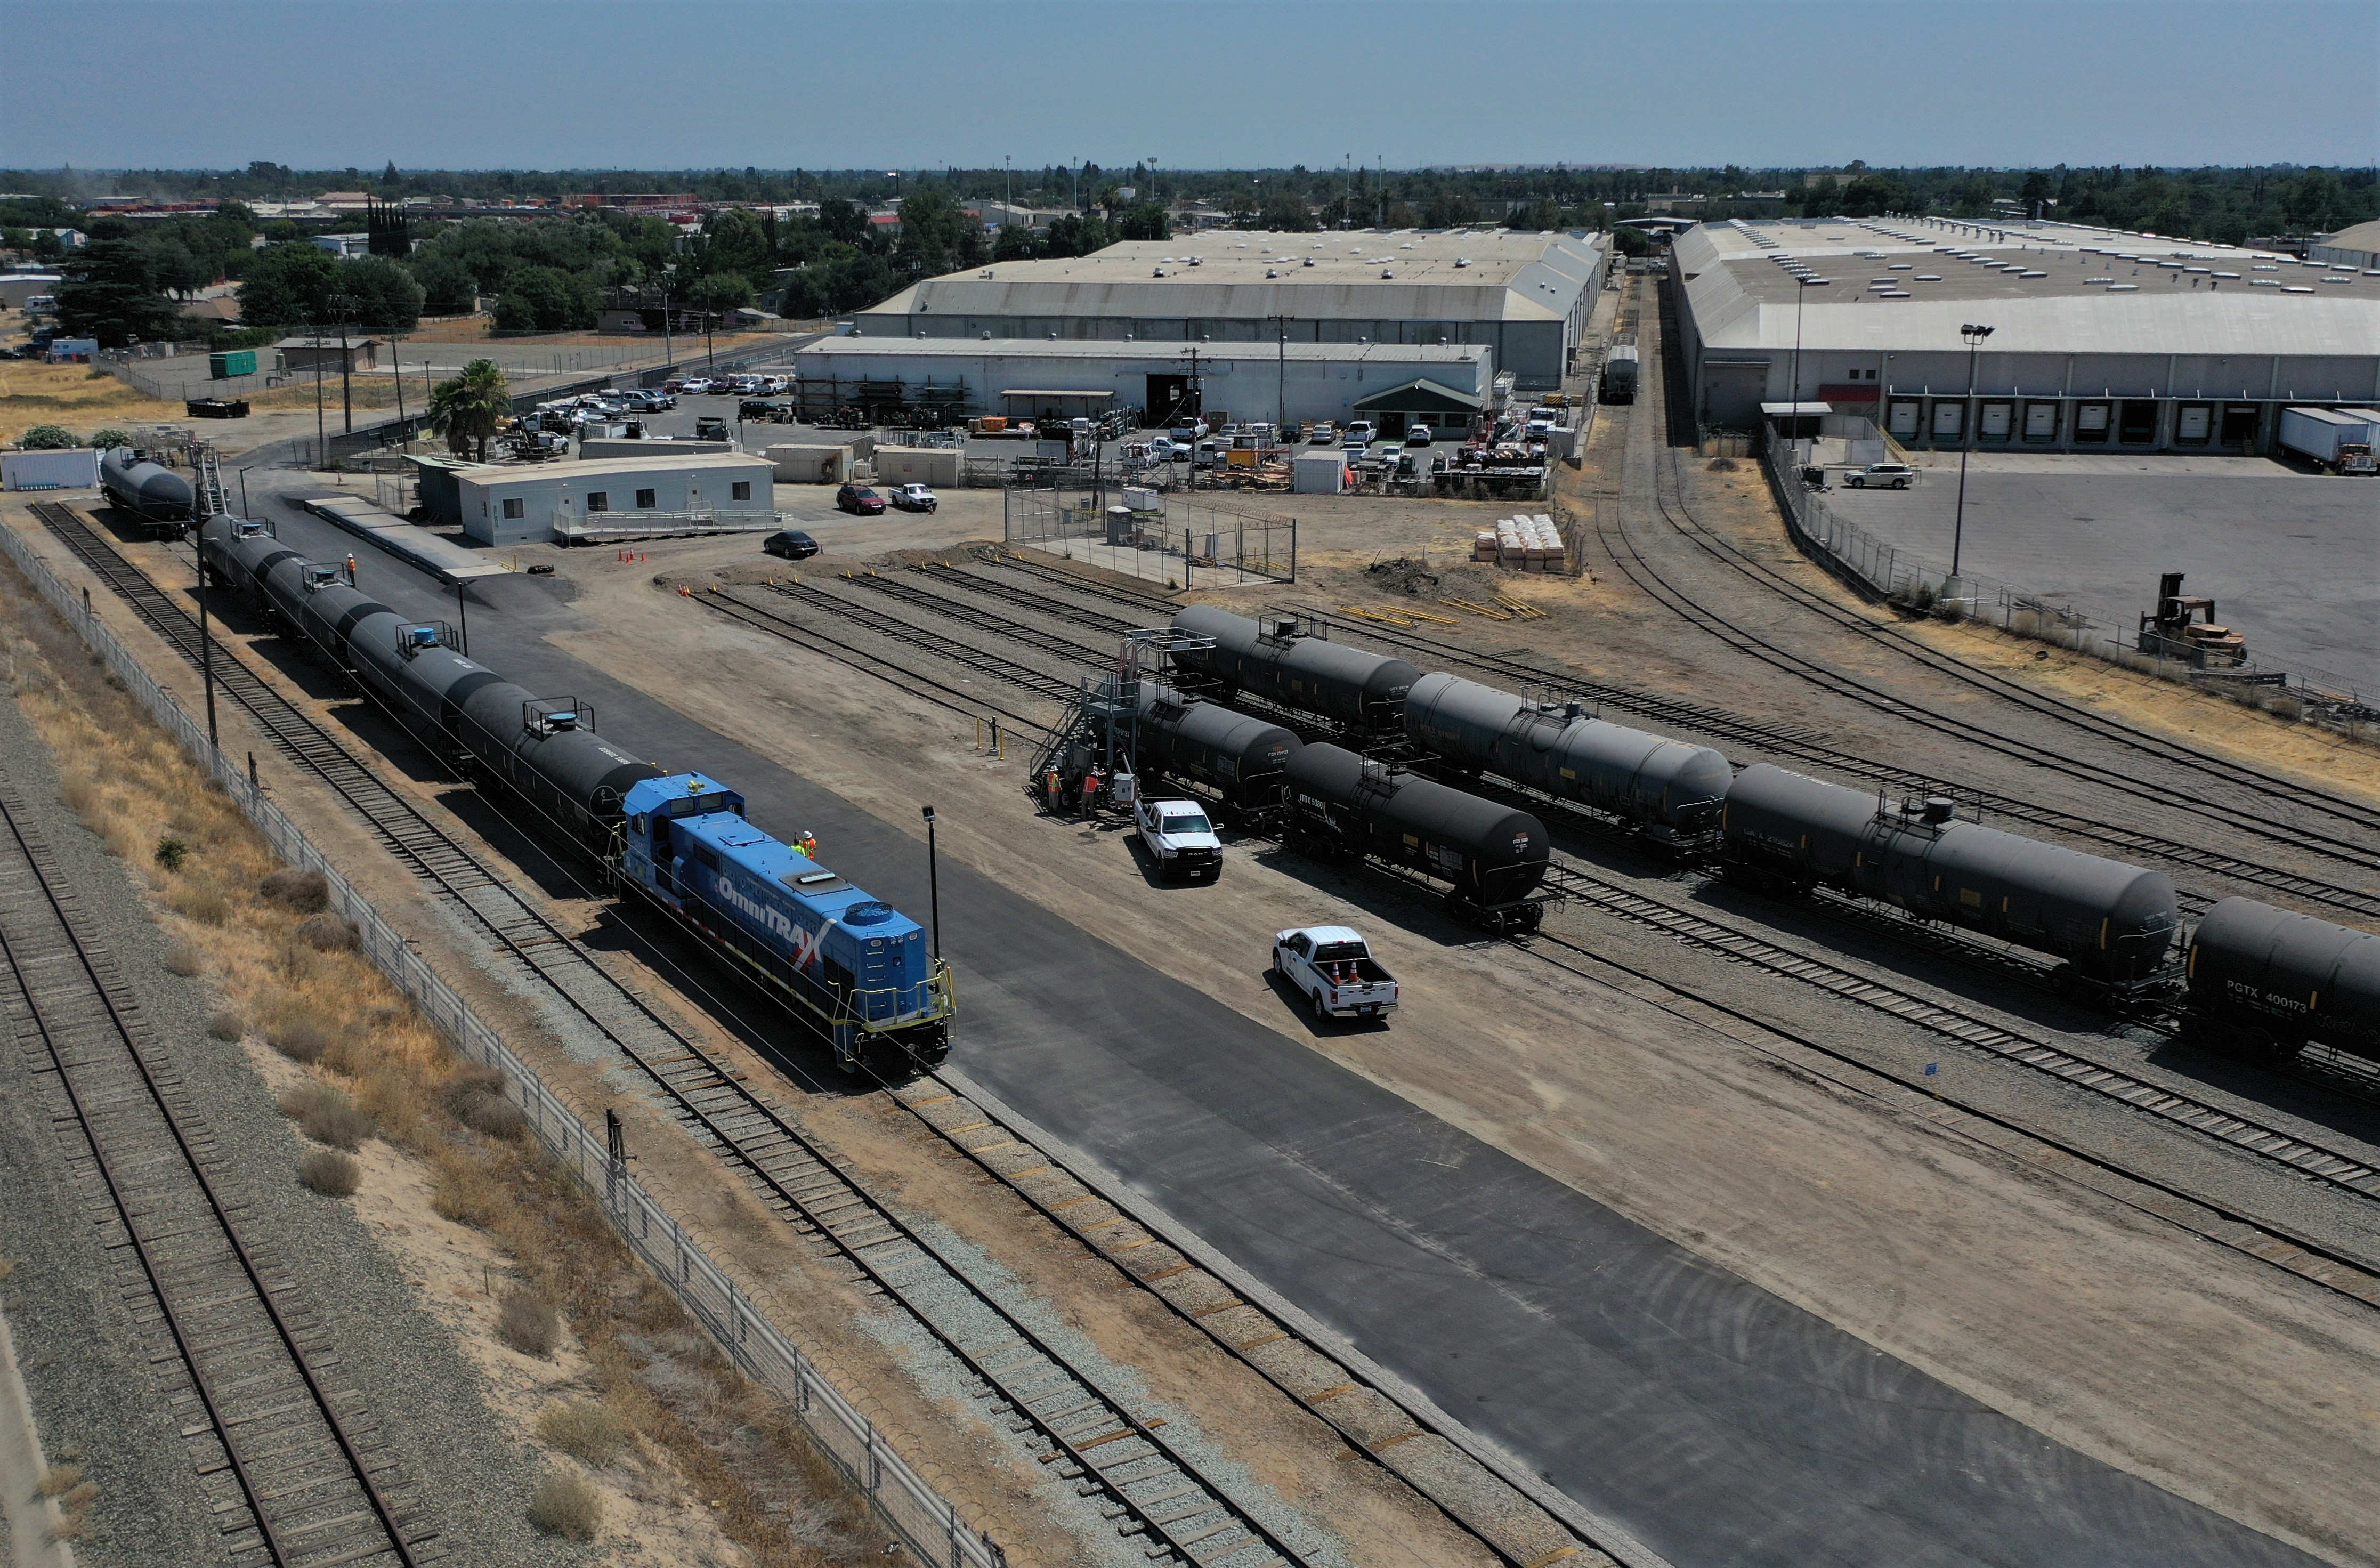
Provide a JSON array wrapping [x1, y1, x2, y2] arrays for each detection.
[[2175, 404, 2213, 444], [1887, 400, 1920, 438], [1931, 401, 1965, 440], [1146, 374, 1197, 424], [2220, 404, 2260, 445], [2075, 402, 2111, 442], [2023, 402, 2059, 442], [2119, 401, 2160, 443]]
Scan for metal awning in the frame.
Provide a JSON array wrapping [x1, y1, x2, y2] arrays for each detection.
[[1351, 377, 1485, 414], [1759, 401, 1835, 416], [1000, 389, 1115, 400]]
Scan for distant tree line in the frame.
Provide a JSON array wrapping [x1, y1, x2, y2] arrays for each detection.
[[13, 160, 2372, 350]]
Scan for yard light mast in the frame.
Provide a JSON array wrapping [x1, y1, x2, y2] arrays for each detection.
[[920, 805, 941, 961], [330, 292, 359, 433], [1950, 322, 1995, 580]]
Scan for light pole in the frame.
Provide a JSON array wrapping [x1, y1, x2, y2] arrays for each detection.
[[1950, 322, 1995, 580], [1790, 276, 1809, 452], [311, 320, 327, 467], [920, 805, 941, 961]]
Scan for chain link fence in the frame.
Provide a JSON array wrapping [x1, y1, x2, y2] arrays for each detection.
[[1759, 434, 2376, 737], [0, 519, 1007, 1568], [1004, 478, 1295, 584]]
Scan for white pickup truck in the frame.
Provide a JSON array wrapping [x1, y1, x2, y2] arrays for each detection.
[[1273, 926, 1399, 1022], [1135, 797, 1223, 881]]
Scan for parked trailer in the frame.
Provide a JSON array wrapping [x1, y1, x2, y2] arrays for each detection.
[[2277, 406, 2380, 472]]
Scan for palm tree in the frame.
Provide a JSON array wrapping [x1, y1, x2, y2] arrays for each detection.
[[427, 357, 510, 461]]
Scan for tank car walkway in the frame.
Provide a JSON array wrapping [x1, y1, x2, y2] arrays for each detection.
[[236, 494, 2326, 1568]]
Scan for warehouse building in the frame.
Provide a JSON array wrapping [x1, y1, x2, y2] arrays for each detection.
[[2310, 219, 2380, 273], [790, 336, 1493, 434], [1671, 216, 2380, 452], [455, 453, 775, 545], [851, 229, 1602, 390]]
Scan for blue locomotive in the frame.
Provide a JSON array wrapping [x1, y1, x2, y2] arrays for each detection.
[[620, 774, 951, 1069], [197, 513, 952, 1073]]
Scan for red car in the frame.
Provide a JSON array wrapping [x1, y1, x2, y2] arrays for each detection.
[[836, 483, 886, 515]]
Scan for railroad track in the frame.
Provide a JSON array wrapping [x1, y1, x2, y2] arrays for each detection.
[[1534, 858, 2380, 1200], [30, 504, 1319, 1568], [951, 549, 2380, 924], [0, 769, 432, 1568], [1637, 319, 2380, 847], [836, 568, 1134, 662], [751, 578, 1083, 702], [1599, 295, 2380, 888]]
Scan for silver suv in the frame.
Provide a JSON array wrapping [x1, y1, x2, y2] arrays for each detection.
[[1844, 462, 1916, 490]]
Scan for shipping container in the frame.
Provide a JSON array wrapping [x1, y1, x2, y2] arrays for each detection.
[[208, 348, 258, 379]]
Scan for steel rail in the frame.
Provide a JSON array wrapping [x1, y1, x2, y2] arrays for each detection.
[[0, 771, 422, 1568], [31, 505, 1310, 1568]]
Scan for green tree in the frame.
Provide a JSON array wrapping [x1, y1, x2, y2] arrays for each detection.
[[692, 207, 770, 281], [406, 251, 478, 314], [1422, 191, 1479, 228], [1258, 193, 1316, 232], [992, 225, 1040, 261], [1113, 203, 1171, 241], [89, 428, 133, 448], [686, 271, 752, 318], [426, 359, 509, 460], [339, 254, 423, 333], [236, 241, 342, 327], [1839, 174, 1908, 217], [2018, 171, 2053, 213], [892, 184, 969, 276], [54, 230, 182, 346], [19, 424, 78, 449], [499, 265, 593, 330]]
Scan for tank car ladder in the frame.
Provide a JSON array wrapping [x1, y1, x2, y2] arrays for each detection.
[[193, 444, 230, 520]]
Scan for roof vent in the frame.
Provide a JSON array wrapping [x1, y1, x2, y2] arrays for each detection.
[[1921, 797, 1955, 825], [1381, 269, 1394, 278], [1302, 257, 1315, 267], [1455, 258, 1471, 267], [981, 330, 991, 340], [1266, 268, 1278, 278]]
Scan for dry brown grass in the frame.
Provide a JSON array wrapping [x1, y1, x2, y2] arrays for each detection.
[[0, 360, 191, 443], [537, 1399, 633, 1466], [34, 1463, 80, 1496], [163, 937, 206, 975], [527, 1472, 603, 1540], [298, 1149, 362, 1196], [497, 1291, 561, 1358], [281, 1082, 376, 1150], [0, 536, 881, 1566]]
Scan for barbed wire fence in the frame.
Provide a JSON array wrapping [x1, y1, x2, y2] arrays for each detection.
[[0, 519, 1008, 1568]]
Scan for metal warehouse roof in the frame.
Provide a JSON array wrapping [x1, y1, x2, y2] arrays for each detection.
[[801, 337, 1486, 365], [861, 229, 1602, 325], [2316, 219, 2380, 255], [1676, 219, 2380, 358], [453, 453, 770, 484]]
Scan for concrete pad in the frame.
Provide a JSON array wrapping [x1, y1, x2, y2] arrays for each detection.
[[1822, 468, 2380, 694]]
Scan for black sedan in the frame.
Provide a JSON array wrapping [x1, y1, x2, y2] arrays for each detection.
[[763, 529, 820, 561]]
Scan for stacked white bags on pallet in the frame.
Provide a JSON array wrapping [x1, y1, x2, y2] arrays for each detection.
[[1485, 514, 1563, 571], [1474, 529, 1500, 562]]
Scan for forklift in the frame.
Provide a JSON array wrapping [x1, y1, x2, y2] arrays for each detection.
[[2138, 572, 2246, 667]]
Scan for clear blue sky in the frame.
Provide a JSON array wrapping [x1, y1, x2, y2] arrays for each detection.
[[4, 0, 2373, 172]]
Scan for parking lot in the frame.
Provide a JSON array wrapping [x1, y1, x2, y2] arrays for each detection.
[[1825, 461, 2380, 692]]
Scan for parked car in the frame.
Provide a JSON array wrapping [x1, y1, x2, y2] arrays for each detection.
[[1169, 421, 1209, 442], [887, 483, 938, 513], [1404, 425, 1433, 447], [1843, 462, 1916, 490], [1344, 420, 1377, 445], [1371, 442, 1404, 470], [1307, 423, 1337, 445], [676, 377, 714, 395], [836, 483, 887, 515], [1272, 926, 1398, 1022], [740, 399, 783, 421], [762, 529, 820, 561], [1134, 798, 1223, 882]]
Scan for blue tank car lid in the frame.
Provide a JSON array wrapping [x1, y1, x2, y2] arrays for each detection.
[[625, 772, 746, 818]]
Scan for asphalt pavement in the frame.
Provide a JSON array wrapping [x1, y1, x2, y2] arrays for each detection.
[[211, 480, 2322, 1568]]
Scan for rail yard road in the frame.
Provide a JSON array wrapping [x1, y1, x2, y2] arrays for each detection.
[[25, 484, 2367, 1566], [0, 767, 434, 1568], [23, 501, 1340, 1568]]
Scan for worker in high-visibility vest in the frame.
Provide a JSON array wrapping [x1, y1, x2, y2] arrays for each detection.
[[1045, 769, 1062, 812], [1081, 767, 1102, 814], [796, 830, 818, 859]]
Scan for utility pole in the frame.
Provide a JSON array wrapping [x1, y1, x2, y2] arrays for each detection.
[[329, 293, 358, 433], [1268, 314, 1296, 435], [311, 320, 326, 467], [391, 331, 406, 435]]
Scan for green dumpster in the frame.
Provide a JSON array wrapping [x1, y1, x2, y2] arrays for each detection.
[[208, 349, 257, 379]]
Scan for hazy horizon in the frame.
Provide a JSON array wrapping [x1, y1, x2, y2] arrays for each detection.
[[4, 0, 2374, 173]]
